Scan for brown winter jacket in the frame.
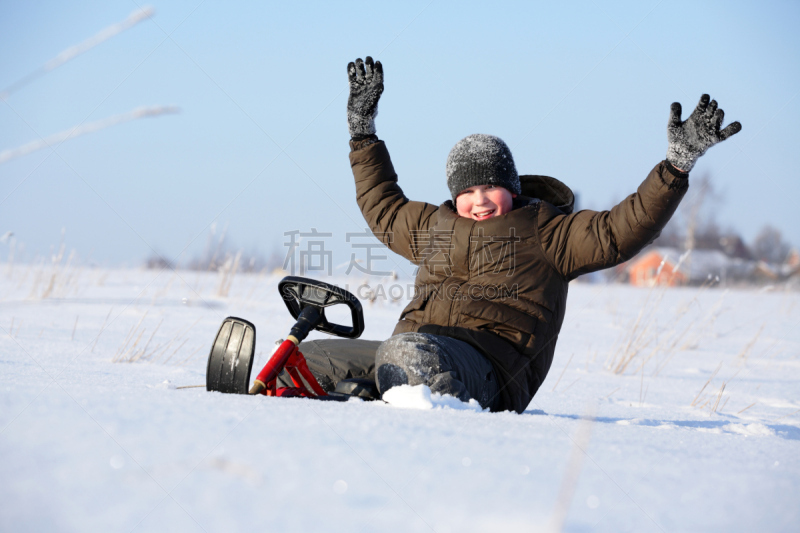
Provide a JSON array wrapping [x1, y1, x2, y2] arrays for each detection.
[[350, 140, 688, 413]]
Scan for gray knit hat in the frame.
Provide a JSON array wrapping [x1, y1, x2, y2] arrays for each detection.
[[446, 134, 520, 201]]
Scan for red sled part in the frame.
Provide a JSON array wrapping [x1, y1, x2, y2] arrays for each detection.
[[253, 339, 327, 398]]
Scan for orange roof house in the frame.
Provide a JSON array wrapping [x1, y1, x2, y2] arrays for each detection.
[[628, 248, 755, 287], [628, 249, 687, 287]]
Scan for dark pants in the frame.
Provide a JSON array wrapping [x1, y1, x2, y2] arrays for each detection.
[[277, 338, 381, 393], [280, 332, 499, 410]]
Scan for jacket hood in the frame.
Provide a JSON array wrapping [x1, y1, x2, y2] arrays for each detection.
[[519, 175, 575, 215]]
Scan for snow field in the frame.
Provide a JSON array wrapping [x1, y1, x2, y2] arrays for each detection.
[[1, 265, 798, 532]]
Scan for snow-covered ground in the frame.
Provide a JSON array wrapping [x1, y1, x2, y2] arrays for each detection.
[[1, 265, 798, 532]]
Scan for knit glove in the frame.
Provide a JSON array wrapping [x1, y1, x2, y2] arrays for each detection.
[[347, 56, 383, 139], [666, 94, 742, 173]]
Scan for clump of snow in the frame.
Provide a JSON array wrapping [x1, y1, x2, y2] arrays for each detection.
[[431, 391, 486, 412], [382, 384, 433, 409], [382, 384, 486, 412], [726, 423, 775, 437], [153, 380, 176, 390]]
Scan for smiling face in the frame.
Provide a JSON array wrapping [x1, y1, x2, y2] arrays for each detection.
[[455, 184, 516, 221]]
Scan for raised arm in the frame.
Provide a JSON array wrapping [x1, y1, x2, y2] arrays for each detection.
[[347, 57, 438, 264], [539, 94, 742, 280]]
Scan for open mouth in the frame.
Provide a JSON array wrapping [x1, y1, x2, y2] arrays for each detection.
[[472, 209, 495, 220]]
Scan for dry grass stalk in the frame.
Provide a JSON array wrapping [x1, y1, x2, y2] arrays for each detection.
[[217, 251, 242, 297], [772, 408, 800, 422], [53, 250, 79, 298], [161, 339, 189, 365], [147, 340, 172, 361], [650, 322, 694, 378], [607, 253, 689, 375], [737, 323, 766, 362], [121, 313, 147, 349], [123, 319, 164, 363], [143, 318, 201, 365], [609, 268, 726, 381], [177, 345, 204, 366], [23, 232, 83, 301], [604, 386, 620, 399], [708, 368, 740, 414], [710, 383, 726, 413], [718, 396, 730, 413], [551, 353, 574, 392], [649, 289, 726, 377], [138, 319, 163, 360], [41, 242, 66, 299], [174, 318, 201, 344], [561, 377, 583, 393], [737, 402, 756, 415], [611, 289, 659, 373], [676, 288, 726, 351], [71, 315, 79, 341], [114, 315, 207, 365], [122, 328, 146, 361], [691, 361, 722, 407], [91, 308, 113, 353], [113, 311, 148, 361]]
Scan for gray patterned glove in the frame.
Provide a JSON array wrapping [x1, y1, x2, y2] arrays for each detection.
[[347, 56, 383, 139], [666, 94, 742, 173]]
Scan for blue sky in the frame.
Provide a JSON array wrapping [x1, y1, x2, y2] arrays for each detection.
[[1, 0, 798, 270]]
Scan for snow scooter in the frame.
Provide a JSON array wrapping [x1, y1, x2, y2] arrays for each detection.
[[206, 276, 380, 401]]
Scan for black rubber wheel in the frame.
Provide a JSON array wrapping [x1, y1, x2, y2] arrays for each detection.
[[206, 317, 256, 394]]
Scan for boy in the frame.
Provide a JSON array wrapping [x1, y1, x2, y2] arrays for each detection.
[[291, 56, 741, 414]]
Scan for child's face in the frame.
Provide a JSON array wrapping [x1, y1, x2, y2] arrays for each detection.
[[455, 184, 516, 221]]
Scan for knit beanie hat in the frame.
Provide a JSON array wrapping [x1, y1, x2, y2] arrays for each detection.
[[446, 134, 521, 202]]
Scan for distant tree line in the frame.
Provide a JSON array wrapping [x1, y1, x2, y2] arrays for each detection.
[[145, 223, 285, 273], [649, 173, 793, 264]]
